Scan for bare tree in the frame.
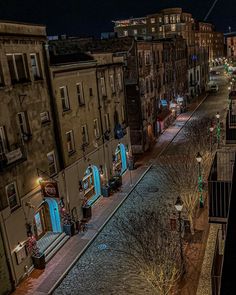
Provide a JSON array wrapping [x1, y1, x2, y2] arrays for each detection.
[[112, 208, 182, 295], [157, 153, 199, 234]]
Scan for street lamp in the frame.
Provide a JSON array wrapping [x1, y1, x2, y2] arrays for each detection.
[[209, 125, 214, 154], [175, 196, 185, 275], [216, 112, 221, 148], [196, 152, 204, 208]]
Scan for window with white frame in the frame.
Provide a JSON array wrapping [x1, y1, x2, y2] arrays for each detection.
[[158, 17, 162, 23], [100, 77, 107, 97], [171, 24, 176, 32], [109, 74, 115, 93], [0, 126, 7, 155], [6, 53, 28, 83], [104, 113, 110, 131], [150, 18, 155, 24], [66, 130, 75, 154], [40, 112, 50, 125], [124, 30, 128, 36], [117, 72, 123, 91], [93, 119, 100, 138], [17, 112, 30, 139], [159, 27, 163, 32], [6, 182, 19, 211], [151, 27, 156, 32], [76, 83, 85, 105], [60, 86, 70, 111], [133, 29, 138, 35], [164, 15, 169, 24], [30, 53, 41, 80], [47, 151, 57, 176], [82, 125, 89, 144]]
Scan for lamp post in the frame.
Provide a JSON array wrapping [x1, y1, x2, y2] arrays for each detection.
[[196, 152, 204, 208], [175, 196, 185, 275], [216, 112, 220, 148], [209, 125, 214, 154]]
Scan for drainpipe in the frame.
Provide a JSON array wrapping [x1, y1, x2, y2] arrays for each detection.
[[42, 42, 65, 170], [95, 66, 108, 183]]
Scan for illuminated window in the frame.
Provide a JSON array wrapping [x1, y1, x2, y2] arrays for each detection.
[[171, 24, 176, 32], [151, 27, 155, 32], [124, 30, 128, 36], [164, 16, 169, 24], [133, 29, 138, 35], [158, 17, 162, 23], [150, 18, 155, 24]]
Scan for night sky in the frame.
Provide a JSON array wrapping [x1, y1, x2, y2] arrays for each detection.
[[0, 0, 234, 37]]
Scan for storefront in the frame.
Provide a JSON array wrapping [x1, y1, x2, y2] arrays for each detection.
[[82, 165, 101, 206], [113, 143, 127, 175]]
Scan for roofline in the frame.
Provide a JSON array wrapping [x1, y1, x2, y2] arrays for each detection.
[[0, 19, 45, 27]]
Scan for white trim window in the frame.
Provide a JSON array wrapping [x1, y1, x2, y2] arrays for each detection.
[[104, 113, 110, 131], [6, 53, 28, 83], [82, 125, 89, 145], [17, 112, 31, 140], [0, 126, 7, 155], [6, 182, 19, 211], [47, 151, 57, 176], [30, 53, 41, 80], [117, 72, 123, 91], [76, 83, 85, 105], [66, 130, 75, 154], [93, 119, 100, 138], [151, 27, 156, 32], [124, 30, 128, 36], [133, 29, 138, 35], [150, 18, 155, 24], [60, 86, 70, 111], [100, 77, 107, 97], [40, 112, 50, 125], [109, 74, 115, 93]]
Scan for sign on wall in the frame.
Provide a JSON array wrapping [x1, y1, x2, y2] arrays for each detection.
[[40, 181, 59, 198]]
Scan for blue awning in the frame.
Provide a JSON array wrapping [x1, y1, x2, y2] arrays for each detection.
[[160, 99, 168, 106]]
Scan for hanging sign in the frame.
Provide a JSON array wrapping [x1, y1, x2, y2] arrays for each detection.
[[40, 181, 59, 198]]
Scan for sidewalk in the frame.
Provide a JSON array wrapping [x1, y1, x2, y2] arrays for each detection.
[[13, 93, 208, 295]]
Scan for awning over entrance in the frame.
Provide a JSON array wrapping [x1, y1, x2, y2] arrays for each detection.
[[83, 165, 101, 206]]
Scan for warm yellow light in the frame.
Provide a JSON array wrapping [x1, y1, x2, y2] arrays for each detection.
[[37, 177, 43, 184]]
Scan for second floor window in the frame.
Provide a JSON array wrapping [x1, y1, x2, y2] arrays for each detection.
[[82, 125, 89, 145], [60, 86, 70, 111], [66, 130, 75, 154], [47, 151, 57, 176], [76, 83, 85, 105], [6, 182, 19, 211], [30, 53, 42, 80], [17, 112, 31, 140], [93, 119, 100, 138], [100, 77, 107, 97], [7, 53, 28, 83], [117, 73, 123, 91], [0, 126, 7, 155], [145, 51, 151, 65], [104, 113, 110, 131], [109, 75, 115, 93]]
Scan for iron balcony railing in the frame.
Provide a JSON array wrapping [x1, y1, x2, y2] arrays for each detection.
[[208, 150, 235, 223]]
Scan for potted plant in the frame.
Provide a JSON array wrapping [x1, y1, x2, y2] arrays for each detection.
[[27, 235, 45, 269], [61, 208, 75, 236]]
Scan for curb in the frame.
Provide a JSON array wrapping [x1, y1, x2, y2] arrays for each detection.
[[48, 164, 153, 294], [48, 93, 209, 294]]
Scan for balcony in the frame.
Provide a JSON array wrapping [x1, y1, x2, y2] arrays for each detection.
[[208, 150, 235, 223], [0, 145, 27, 172]]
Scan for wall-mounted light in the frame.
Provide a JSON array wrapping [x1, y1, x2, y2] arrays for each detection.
[[37, 176, 43, 184]]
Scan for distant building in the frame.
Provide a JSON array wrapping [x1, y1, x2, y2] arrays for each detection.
[[225, 32, 236, 60]]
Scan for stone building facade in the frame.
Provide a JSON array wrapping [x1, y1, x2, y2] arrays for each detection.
[[0, 22, 58, 286], [48, 49, 130, 216]]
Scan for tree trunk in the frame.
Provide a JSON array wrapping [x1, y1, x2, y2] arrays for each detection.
[[188, 214, 195, 235]]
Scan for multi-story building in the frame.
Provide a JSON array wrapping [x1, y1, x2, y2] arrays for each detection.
[[225, 32, 236, 60], [196, 22, 224, 61], [0, 21, 60, 286], [47, 46, 130, 218]]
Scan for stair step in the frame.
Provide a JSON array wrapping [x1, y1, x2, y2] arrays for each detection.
[[45, 235, 70, 263], [44, 233, 67, 256]]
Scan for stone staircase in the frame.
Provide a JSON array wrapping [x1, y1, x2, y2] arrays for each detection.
[[38, 232, 70, 262]]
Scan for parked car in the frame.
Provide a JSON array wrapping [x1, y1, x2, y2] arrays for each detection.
[[207, 82, 219, 93]]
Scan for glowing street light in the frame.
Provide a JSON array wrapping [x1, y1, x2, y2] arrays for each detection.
[[216, 112, 221, 148], [196, 152, 203, 208]]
